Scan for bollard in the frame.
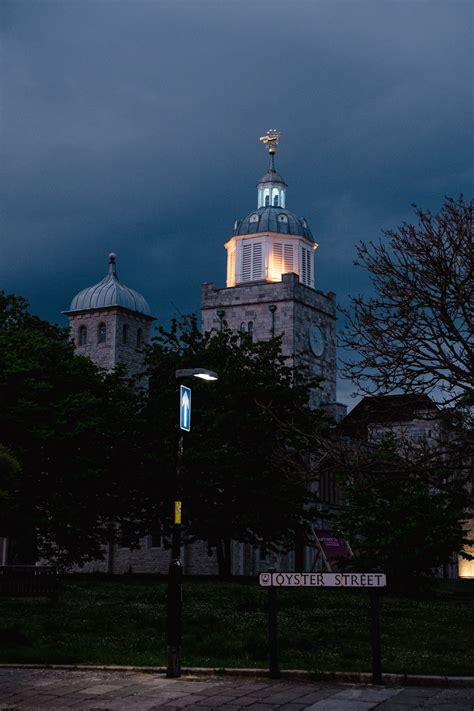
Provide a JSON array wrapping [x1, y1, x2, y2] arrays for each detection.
[[370, 590, 383, 685], [267, 580, 281, 679]]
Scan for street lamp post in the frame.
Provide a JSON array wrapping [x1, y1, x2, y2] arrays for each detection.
[[166, 368, 218, 679]]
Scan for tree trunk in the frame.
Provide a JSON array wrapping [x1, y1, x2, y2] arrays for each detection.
[[216, 538, 232, 578]]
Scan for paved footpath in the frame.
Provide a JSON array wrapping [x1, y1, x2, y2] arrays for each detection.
[[0, 669, 473, 711]]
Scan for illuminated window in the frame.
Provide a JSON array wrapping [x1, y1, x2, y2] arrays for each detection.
[[78, 325, 87, 346], [122, 324, 128, 344], [98, 322, 106, 343]]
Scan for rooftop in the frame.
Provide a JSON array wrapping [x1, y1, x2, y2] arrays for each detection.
[[339, 394, 439, 441], [232, 206, 314, 241], [64, 253, 153, 318]]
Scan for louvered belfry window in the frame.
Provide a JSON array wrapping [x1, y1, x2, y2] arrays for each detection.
[[301, 247, 312, 286], [302, 248, 308, 285], [283, 244, 294, 273], [273, 243, 294, 276], [241, 241, 263, 282], [252, 243, 263, 279], [242, 244, 252, 281], [273, 243, 283, 272]]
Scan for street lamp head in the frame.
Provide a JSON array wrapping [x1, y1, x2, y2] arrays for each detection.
[[175, 368, 218, 381], [193, 372, 218, 381]]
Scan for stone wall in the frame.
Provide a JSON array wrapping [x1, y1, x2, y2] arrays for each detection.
[[68, 307, 152, 376], [72, 537, 220, 575], [201, 272, 337, 407]]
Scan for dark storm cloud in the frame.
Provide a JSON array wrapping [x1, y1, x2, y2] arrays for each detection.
[[1, 0, 472, 404]]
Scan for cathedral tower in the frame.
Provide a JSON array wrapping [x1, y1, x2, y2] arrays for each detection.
[[201, 132, 343, 414], [64, 253, 154, 376]]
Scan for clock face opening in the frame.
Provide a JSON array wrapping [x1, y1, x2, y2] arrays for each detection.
[[309, 324, 325, 356]]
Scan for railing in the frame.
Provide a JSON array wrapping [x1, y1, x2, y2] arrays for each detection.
[[0, 565, 59, 597]]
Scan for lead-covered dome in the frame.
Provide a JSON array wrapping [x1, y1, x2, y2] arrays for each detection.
[[232, 206, 314, 242], [257, 169, 287, 186], [66, 253, 153, 317]]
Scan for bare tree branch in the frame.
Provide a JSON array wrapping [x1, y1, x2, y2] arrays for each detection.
[[340, 196, 474, 412]]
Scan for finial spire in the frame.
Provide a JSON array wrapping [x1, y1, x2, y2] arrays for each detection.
[[108, 252, 117, 276], [259, 129, 281, 171]]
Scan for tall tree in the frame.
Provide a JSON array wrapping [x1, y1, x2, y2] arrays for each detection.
[[331, 436, 473, 591], [0, 292, 144, 566], [0, 446, 22, 544], [339, 197, 473, 584], [340, 196, 473, 413], [143, 316, 326, 576]]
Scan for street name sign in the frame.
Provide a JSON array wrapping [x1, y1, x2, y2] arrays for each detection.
[[259, 572, 386, 588], [179, 385, 191, 432]]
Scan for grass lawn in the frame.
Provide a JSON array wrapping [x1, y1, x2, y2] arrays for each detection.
[[0, 576, 472, 676]]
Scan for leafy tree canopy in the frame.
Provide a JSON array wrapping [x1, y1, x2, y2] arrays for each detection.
[[0, 445, 22, 538], [0, 292, 144, 567], [332, 436, 473, 590], [142, 315, 327, 576]]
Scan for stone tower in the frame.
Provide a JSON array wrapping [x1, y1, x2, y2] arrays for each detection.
[[201, 134, 344, 417], [64, 253, 154, 376]]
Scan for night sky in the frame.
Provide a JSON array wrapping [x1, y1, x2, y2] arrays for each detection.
[[1, 1, 472, 405]]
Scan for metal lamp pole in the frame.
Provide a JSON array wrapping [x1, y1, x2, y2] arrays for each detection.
[[166, 368, 218, 679]]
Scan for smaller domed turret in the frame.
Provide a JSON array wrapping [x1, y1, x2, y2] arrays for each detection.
[[63, 253, 154, 376], [66, 253, 152, 316]]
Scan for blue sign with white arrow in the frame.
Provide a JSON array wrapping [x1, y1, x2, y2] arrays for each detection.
[[179, 384, 191, 432]]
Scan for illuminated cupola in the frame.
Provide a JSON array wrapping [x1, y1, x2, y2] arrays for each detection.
[[257, 147, 287, 208], [225, 130, 317, 288]]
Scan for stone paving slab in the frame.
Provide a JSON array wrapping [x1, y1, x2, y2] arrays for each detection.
[[0, 669, 473, 710]]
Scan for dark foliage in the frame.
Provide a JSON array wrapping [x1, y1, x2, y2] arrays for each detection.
[[142, 315, 327, 576], [332, 436, 473, 590], [0, 292, 144, 567]]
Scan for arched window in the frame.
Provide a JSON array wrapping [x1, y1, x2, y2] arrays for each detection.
[[122, 324, 128, 344], [264, 195, 270, 207], [239, 322, 246, 332], [273, 194, 279, 206], [98, 322, 106, 344], [78, 325, 87, 346], [136, 328, 143, 347], [248, 321, 254, 341]]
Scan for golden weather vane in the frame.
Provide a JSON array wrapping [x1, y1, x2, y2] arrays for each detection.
[[259, 129, 281, 155]]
